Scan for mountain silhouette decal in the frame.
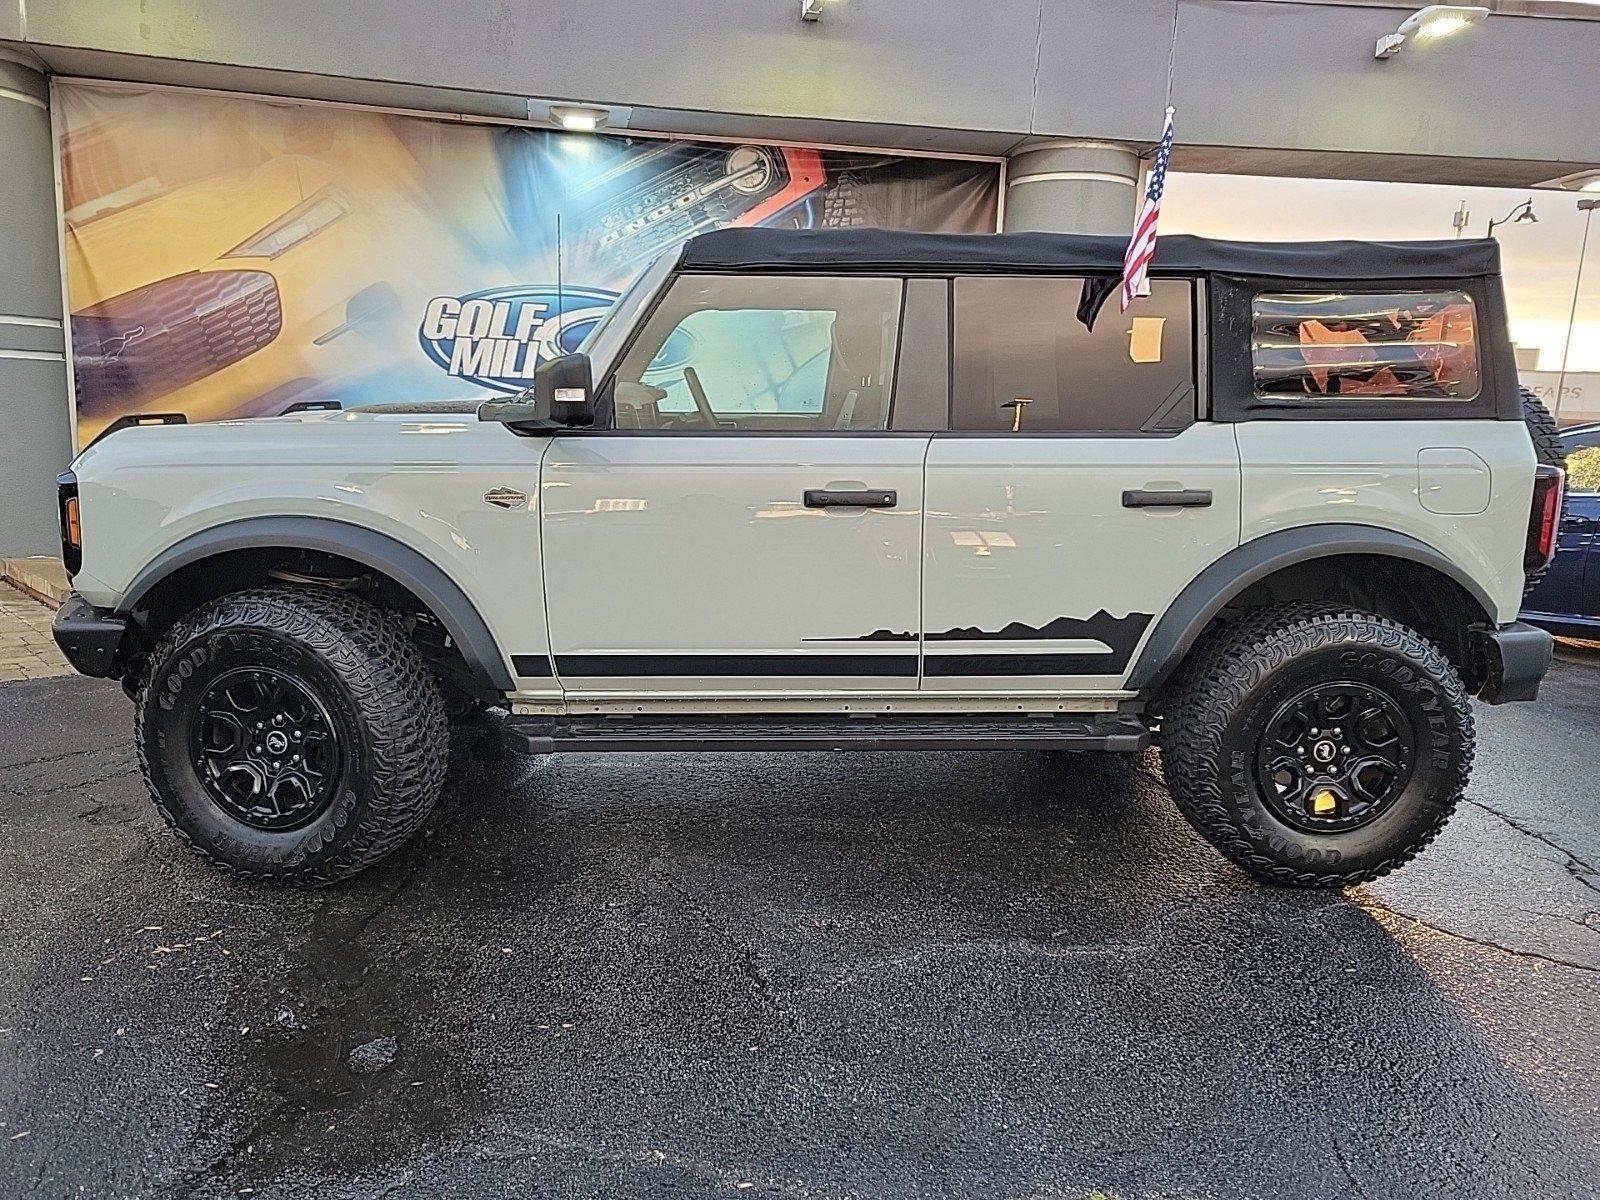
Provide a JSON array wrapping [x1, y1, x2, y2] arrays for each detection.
[[808, 610, 1153, 672]]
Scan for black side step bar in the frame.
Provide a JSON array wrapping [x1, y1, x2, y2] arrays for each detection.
[[502, 712, 1149, 755]]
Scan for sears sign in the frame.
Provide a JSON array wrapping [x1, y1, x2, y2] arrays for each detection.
[[419, 285, 616, 394]]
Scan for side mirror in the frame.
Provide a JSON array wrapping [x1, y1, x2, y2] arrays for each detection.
[[537, 352, 595, 427], [478, 352, 595, 431]]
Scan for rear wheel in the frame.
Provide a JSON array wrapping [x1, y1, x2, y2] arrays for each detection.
[[1159, 605, 1473, 887], [135, 586, 448, 886]]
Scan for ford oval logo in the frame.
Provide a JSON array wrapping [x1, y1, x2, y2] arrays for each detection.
[[418, 285, 616, 394]]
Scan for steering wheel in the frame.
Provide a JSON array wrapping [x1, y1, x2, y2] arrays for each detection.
[[682, 366, 719, 429]]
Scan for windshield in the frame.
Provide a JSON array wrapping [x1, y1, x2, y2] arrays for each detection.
[[578, 250, 678, 383]]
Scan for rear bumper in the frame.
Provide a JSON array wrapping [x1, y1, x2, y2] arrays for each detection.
[[1474, 620, 1552, 704], [52, 593, 130, 678]]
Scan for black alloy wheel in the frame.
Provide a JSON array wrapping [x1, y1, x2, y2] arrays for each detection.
[[190, 667, 342, 830], [1254, 681, 1413, 834]]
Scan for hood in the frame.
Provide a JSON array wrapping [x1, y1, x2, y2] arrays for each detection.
[[70, 407, 504, 476]]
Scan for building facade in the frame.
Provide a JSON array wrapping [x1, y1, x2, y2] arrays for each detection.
[[3, 1, 1598, 553]]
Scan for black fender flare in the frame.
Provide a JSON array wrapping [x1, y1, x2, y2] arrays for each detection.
[[118, 516, 516, 693], [1125, 523, 1499, 694]]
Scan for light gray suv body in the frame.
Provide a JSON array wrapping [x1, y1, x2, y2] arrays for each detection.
[[52, 228, 1563, 887]]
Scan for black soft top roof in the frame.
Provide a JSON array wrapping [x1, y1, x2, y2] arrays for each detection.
[[679, 227, 1500, 281]]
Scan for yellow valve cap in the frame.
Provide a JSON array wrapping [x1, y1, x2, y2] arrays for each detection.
[[1311, 789, 1339, 815]]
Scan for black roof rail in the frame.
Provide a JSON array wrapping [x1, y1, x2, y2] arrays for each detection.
[[85, 412, 188, 450]]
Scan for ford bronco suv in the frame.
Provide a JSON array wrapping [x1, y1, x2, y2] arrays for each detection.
[[52, 227, 1564, 888]]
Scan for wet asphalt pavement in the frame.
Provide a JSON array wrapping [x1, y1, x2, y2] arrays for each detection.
[[1, 655, 1597, 1199]]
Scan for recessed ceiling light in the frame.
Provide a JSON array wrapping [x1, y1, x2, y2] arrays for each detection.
[[549, 104, 608, 133]]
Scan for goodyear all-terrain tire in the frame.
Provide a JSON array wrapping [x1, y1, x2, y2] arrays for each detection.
[[1159, 604, 1474, 888], [1520, 386, 1564, 470], [135, 586, 448, 886], [1520, 387, 1566, 596]]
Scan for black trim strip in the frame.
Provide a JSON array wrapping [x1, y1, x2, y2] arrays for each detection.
[[926, 653, 1128, 677], [511, 654, 554, 678], [555, 653, 918, 678]]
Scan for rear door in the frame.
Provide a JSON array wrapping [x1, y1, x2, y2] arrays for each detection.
[[921, 275, 1240, 694], [540, 271, 938, 697]]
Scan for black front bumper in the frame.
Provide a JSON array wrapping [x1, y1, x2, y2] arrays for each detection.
[[1474, 621, 1552, 704], [52, 593, 130, 678]]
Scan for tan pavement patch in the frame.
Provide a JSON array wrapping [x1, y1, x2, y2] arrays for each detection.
[[0, 583, 71, 680]]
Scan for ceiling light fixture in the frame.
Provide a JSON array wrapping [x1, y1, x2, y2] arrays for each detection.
[[549, 104, 608, 133], [800, 0, 833, 21], [1538, 168, 1600, 194], [1375, 5, 1488, 59]]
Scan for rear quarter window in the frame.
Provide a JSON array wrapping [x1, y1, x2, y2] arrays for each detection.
[[1251, 291, 1479, 402]]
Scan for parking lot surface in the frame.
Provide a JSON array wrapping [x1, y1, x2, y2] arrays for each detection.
[[1, 652, 1596, 1199]]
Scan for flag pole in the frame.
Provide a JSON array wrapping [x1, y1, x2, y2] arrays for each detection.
[[1120, 3, 1181, 311]]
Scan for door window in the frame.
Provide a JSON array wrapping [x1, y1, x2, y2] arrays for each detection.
[[610, 274, 903, 431], [950, 276, 1195, 433]]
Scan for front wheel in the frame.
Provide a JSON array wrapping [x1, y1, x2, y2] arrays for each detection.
[[1159, 605, 1474, 887], [135, 586, 448, 886]]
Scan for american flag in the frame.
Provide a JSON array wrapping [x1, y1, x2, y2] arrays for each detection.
[[1120, 106, 1175, 312]]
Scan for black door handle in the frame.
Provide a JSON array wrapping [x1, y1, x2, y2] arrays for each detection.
[[1122, 488, 1213, 509], [804, 489, 897, 509]]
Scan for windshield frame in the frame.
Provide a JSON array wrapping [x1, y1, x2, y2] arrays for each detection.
[[577, 249, 680, 384]]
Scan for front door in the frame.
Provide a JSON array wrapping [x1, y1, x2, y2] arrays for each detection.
[[921, 274, 1241, 695], [540, 271, 929, 697]]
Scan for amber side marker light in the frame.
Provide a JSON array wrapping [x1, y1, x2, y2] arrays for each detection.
[[58, 470, 82, 577], [1525, 464, 1565, 575]]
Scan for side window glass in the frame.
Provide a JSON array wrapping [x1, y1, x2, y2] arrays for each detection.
[[950, 276, 1195, 433], [1251, 291, 1479, 401], [644, 309, 832, 417], [612, 274, 903, 431], [1565, 445, 1600, 493]]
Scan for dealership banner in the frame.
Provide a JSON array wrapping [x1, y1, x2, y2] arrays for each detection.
[[56, 82, 1000, 445]]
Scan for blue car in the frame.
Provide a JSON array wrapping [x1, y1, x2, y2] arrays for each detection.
[[1522, 422, 1600, 638]]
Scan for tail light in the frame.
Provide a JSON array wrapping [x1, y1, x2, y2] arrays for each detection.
[[57, 471, 81, 577], [1525, 464, 1564, 575]]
